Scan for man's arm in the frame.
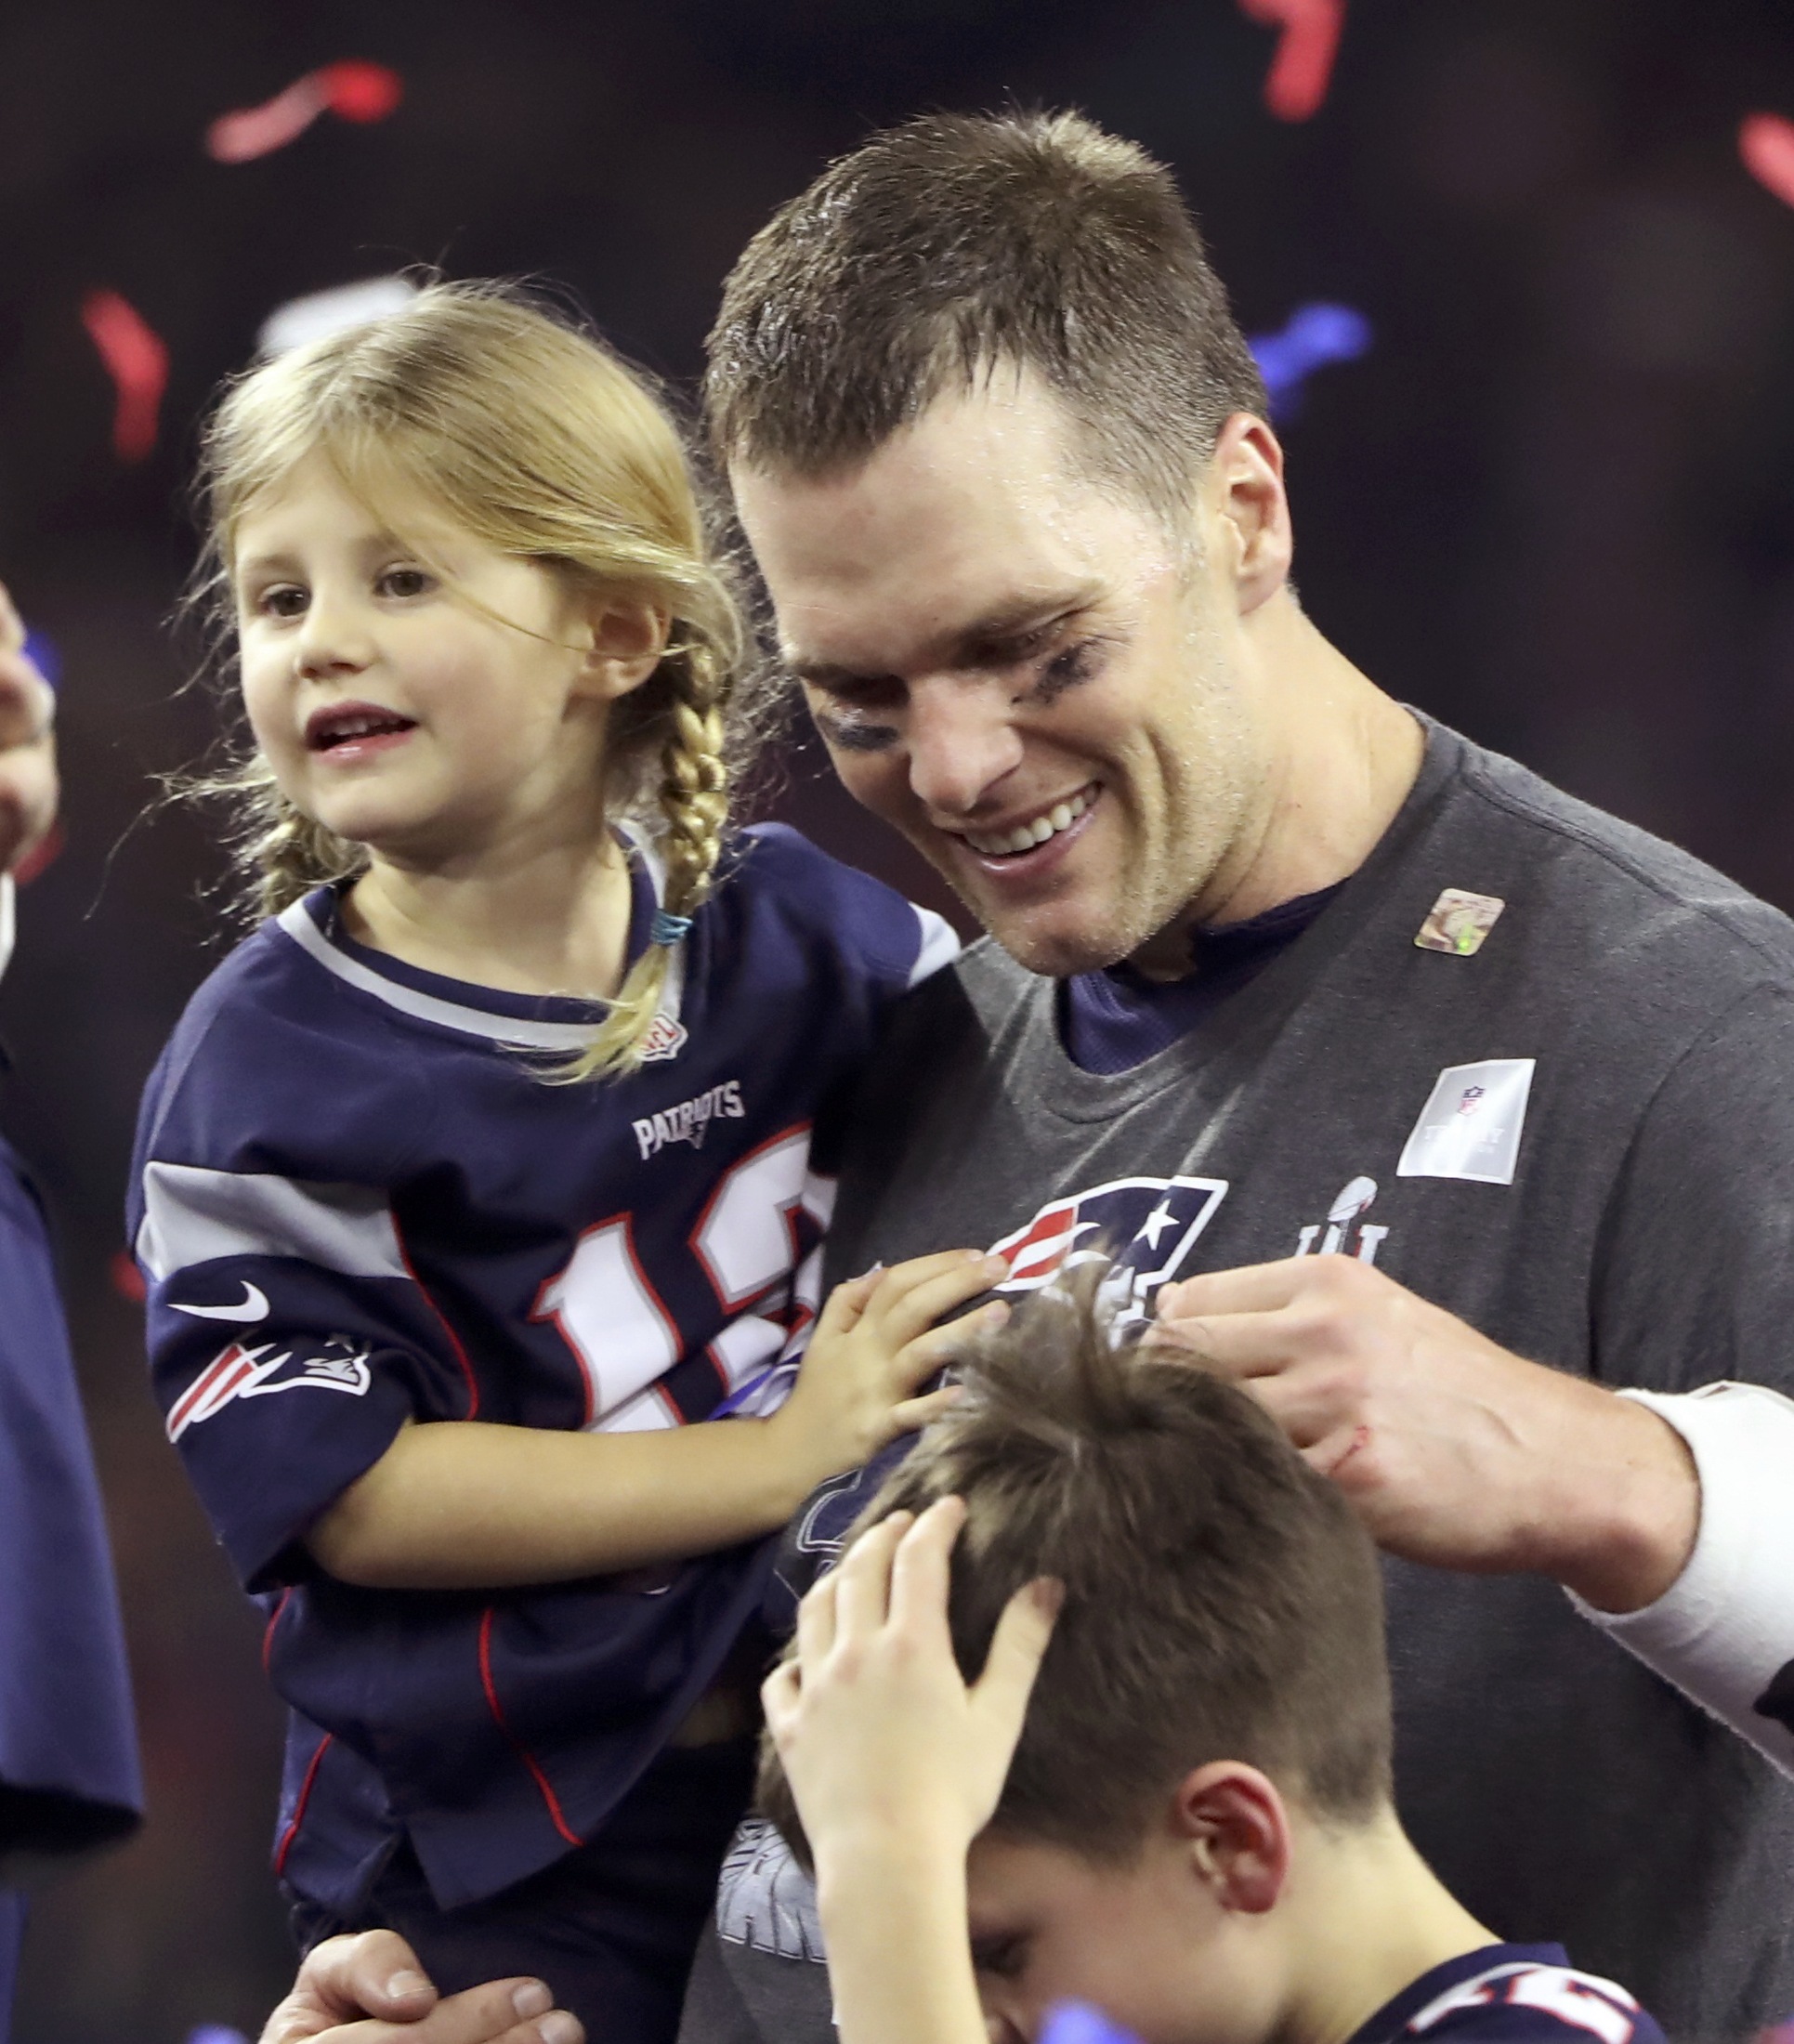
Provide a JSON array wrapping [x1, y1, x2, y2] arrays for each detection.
[[760, 1500, 1058, 2044], [259, 1931, 582, 2044], [1156, 989, 1794, 1783]]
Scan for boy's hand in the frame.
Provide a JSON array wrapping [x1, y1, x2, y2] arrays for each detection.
[[771, 1252, 1008, 1487], [0, 582, 57, 874], [763, 1497, 1061, 1870]]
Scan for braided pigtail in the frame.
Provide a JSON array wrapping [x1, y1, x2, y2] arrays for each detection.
[[570, 626, 733, 1081]]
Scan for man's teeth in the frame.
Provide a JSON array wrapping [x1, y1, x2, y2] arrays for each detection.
[[964, 789, 1093, 858]]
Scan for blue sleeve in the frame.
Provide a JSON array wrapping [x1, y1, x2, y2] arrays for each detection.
[[0, 1140, 141, 1865], [131, 979, 466, 1595], [739, 824, 960, 995]]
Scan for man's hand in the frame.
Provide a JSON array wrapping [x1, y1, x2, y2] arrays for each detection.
[[0, 583, 57, 873], [762, 1497, 1059, 1871], [259, 1932, 583, 2044], [1153, 1254, 1698, 1613]]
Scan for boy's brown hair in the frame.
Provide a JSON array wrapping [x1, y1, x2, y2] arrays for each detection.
[[705, 109, 1269, 524], [758, 1275, 1393, 1864]]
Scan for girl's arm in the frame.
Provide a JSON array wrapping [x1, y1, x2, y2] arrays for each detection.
[[308, 1251, 1005, 1588]]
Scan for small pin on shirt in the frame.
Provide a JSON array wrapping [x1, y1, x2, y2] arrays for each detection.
[[1416, 887, 1505, 956]]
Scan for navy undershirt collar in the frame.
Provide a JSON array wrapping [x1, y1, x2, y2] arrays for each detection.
[[1058, 882, 1345, 1076]]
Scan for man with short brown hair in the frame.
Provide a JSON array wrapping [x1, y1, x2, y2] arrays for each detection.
[[680, 108, 1794, 2044]]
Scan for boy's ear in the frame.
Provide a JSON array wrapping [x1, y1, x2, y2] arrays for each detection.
[[573, 591, 672, 701], [1169, 1762, 1290, 1917]]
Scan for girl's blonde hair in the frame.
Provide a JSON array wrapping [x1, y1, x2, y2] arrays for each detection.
[[192, 280, 767, 1079]]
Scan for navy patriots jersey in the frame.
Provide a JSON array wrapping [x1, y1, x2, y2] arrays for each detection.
[[1346, 1946, 1667, 2044], [128, 824, 955, 1913]]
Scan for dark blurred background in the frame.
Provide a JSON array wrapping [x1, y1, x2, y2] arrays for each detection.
[[5, 1, 1794, 2036]]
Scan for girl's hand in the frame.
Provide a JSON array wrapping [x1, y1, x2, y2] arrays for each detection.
[[762, 1498, 1061, 1870], [770, 1251, 1008, 1487]]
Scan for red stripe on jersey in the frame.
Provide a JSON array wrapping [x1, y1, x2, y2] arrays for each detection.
[[167, 1343, 255, 1439], [394, 1221, 481, 1420], [273, 1731, 333, 1877], [478, 1606, 582, 1848], [263, 1586, 293, 1675]]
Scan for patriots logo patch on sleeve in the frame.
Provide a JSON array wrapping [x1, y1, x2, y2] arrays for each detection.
[[166, 1335, 373, 1441]]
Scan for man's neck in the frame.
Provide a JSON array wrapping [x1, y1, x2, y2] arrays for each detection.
[[1276, 1809, 1494, 2044], [1131, 604, 1425, 982]]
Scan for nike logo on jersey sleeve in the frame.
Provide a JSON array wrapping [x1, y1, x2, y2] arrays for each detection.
[[169, 1281, 270, 1323]]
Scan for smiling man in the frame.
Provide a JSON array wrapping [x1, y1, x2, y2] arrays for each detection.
[[670, 110, 1794, 2044]]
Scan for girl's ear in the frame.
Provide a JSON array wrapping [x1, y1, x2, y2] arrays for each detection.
[[576, 593, 672, 702], [1169, 1762, 1291, 1917]]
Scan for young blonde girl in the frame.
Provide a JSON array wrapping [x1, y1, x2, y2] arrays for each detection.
[[130, 282, 1000, 2037]]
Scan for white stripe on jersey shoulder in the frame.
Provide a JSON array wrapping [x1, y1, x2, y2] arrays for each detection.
[[908, 904, 962, 989], [137, 1160, 409, 1283], [273, 827, 686, 1052], [1408, 1961, 1639, 2037]]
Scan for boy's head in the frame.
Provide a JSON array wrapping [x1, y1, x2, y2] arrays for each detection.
[[760, 1275, 1398, 2044]]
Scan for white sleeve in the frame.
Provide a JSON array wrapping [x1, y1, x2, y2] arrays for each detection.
[[907, 904, 962, 989], [1565, 1382, 1794, 1775]]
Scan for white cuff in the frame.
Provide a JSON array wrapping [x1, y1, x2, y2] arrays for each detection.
[[1566, 1382, 1794, 1775]]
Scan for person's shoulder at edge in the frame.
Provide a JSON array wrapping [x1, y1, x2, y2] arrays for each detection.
[[1441, 721, 1794, 982], [725, 821, 961, 989], [1355, 1944, 1668, 2044]]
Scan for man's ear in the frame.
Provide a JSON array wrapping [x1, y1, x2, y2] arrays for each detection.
[[573, 591, 672, 702], [1201, 413, 1292, 618], [1168, 1762, 1291, 1916]]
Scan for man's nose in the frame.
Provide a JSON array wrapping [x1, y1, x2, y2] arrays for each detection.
[[906, 677, 1025, 818]]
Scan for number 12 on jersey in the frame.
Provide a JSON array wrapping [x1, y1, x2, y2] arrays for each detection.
[[531, 1125, 835, 1434]]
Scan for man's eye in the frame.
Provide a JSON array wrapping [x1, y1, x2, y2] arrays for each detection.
[[1030, 637, 1104, 705], [812, 704, 899, 754], [380, 567, 433, 598]]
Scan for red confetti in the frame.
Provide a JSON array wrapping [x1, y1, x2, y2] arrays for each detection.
[[1740, 112, 1794, 211], [321, 59, 403, 123], [12, 822, 63, 887], [109, 1249, 147, 1305], [80, 289, 168, 464], [205, 61, 403, 163], [1238, 0, 1345, 123]]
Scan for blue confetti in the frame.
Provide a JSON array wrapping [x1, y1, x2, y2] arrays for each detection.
[[1249, 301, 1373, 418], [21, 629, 59, 692], [1041, 2001, 1146, 2044]]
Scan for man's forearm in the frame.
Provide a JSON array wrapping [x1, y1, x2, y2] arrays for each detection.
[[308, 1414, 817, 1588], [1532, 1382, 1699, 1614], [815, 1837, 988, 2044], [1565, 1382, 1794, 1776]]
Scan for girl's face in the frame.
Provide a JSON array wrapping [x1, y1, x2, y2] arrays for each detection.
[[231, 453, 662, 870]]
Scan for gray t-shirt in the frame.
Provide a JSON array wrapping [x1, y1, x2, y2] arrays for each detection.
[[684, 720, 1794, 2044]]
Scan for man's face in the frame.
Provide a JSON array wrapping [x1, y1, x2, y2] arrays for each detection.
[[731, 375, 1279, 977], [965, 1828, 1283, 2044]]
